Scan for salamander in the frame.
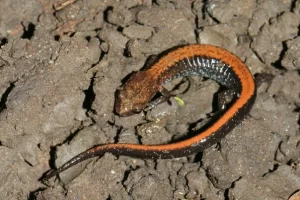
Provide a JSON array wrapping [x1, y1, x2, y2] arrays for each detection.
[[43, 44, 256, 180]]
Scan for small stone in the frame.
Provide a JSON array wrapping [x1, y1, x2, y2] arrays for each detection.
[[123, 25, 154, 39]]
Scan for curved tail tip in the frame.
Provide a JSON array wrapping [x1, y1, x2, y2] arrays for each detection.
[[40, 169, 59, 182]]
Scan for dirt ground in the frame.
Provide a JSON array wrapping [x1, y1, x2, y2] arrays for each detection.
[[0, 0, 300, 199]]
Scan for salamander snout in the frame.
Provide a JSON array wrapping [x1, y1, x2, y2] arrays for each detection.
[[115, 71, 159, 117], [115, 86, 145, 117]]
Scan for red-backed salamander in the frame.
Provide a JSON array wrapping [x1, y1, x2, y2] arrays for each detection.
[[43, 44, 256, 180]]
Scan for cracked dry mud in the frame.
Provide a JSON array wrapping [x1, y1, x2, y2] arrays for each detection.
[[0, 0, 300, 200]]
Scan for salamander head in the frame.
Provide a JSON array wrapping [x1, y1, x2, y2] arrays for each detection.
[[115, 72, 158, 117]]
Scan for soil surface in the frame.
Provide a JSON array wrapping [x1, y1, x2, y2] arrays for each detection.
[[0, 0, 300, 200]]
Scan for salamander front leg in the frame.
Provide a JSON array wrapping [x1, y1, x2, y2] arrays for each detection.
[[145, 77, 196, 111], [145, 86, 174, 111]]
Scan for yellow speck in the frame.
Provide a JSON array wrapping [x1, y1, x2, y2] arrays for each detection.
[[174, 96, 185, 107]]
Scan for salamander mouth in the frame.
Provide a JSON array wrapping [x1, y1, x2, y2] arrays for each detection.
[[116, 107, 136, 117], [114, 98, 126, 116], [115, 100, 142, 117]]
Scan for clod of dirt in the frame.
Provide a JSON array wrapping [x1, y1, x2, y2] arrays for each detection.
[[229, 165, 300, 199], [107, 7, 134, 27], [206, 0, 256, 23], [202, 118, 280, 189], [122, 25, 154, 39], [282, 36, 300, 70], [136, 7, 196, 53], [248, 0, 291, 36], [251, 12, 300, 66]]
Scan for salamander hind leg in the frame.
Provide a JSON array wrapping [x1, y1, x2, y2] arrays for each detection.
[[217, 89, 239, 111]]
